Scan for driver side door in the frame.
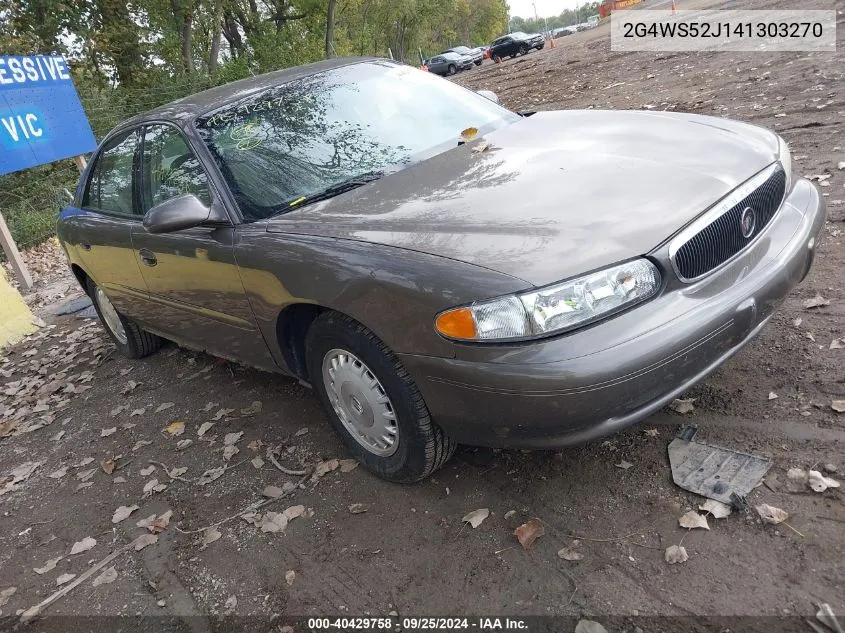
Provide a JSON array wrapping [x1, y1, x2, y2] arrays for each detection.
[[129, 123, 277, 370]]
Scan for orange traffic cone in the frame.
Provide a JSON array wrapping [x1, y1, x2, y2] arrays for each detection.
[[671, 0, 676, 12]]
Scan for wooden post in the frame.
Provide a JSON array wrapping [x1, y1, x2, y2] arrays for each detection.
[[73, 155, 87, 172], [0, 212, 33, 290]]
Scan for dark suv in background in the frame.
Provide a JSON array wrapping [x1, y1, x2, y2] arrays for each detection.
[[489, 32, 544, 62]]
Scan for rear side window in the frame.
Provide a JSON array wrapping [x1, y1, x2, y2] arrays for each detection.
[[140, 124, 211, 214], [82, 129, 139, 215]]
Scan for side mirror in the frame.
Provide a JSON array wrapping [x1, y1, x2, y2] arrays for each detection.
[[476, 89, 500, 104], [143, 194, 223, 234]]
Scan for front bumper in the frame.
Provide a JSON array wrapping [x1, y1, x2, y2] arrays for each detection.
[[399, 178, 825, 448]]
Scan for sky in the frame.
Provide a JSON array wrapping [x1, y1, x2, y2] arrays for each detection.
[[507, 0, 585, 19]]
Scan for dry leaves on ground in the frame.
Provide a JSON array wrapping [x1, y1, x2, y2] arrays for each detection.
[[285, 570, 296, 585], [348, 503, 367, 514], [134, 534, 158, 551], [665, 545, 689, 564], [514, 518, 545, 550], [557, 540, 583, 561], [808, 470, 840, 492], [756, 503, 788, 525], [163, 420, 185, 436], [803, 294, 830, 309], [112, 505, 139, 524], [200, 527, 221, 548], [92, 566, 118, 587], [678, 510, 710, 530], [69, 536, 96, 555], [699, 499, 732, 518], [33, 556, 62, 575], [462, 508, 489, 528], [669, 398, 695, 414]]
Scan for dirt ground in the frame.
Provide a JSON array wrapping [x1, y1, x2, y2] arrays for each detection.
[[1, 0, 844, 630]]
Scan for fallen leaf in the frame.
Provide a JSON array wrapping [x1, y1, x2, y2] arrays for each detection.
[[462, 508, 489, 528], [615, 460, 633, 470], [251, 456, 264, 469], [154, 402, 174, 413], [212, 408, 234, 421], [339, 459, 359, 473], [803, 294, 830, 309], [829, 338, 845, 350], [92, 566, 118, 587], [224, 595, 238, 613], [699, 499, 732, 518], [132, 440, 152, 452], [223, 445, 239, 461], [223, 431, 243, 446], [69, 536, 96, 555], [170, 466, 187, 478], [285, 570, 296, 585], [176, 439, 193, 450], [831, 400, 845, 413], [348, 503, 367, 514], [110, 404, 129, 417], [197, 422, 214, 437], [557, 541, 583, 561], [669, 398, 695, 414], [768, 391, 779, 400], [247, 439, 263, 451], [514, 518, 545, 550], [196, 466, 225, 486], [312, 459, 339, 480], [460, 127, 478, 142], [140, 465, 156, 477], [121, 380, 140, 394], [100, 427, 116, 437], [134, 534, 158, 551], [0, 586, 17, 607], [259, 512, 288, 533], [112, 504, 139, 524], [665, 544, 688, 564], [200, 527, 221, 548], [294, 427, 309, 437], [56, 573, 76, 586], [163, 420, 185, 436], [240, 401, 262, 416], [504, 510, 516, 519], [808, 470, 840, 492], [52, 430, 65, 441], [283, 505, 306, 521], [263, 485, 284, 498], [76, 468, 95, 482], [48, 467, 68, 479], [575, 621, 608, 633], [644, 428, 659, 437], [678, 510, 710, 530], [756, 503, 788, 525], [130, 408, 145, 417], [34, 556, 63, 574], [101, 459, 116, 475]]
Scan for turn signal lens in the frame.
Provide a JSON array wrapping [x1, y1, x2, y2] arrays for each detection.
[[435, 308, 477, 340]]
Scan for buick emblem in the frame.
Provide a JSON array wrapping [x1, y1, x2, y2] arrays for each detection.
[[739, 206, 756, 239]]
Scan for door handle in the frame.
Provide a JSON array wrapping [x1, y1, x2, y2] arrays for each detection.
[[139, 248, 157, 267], [80, 241, 91, 251]]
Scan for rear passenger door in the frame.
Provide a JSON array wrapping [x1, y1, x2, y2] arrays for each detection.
[[67, 127, 149, 319]]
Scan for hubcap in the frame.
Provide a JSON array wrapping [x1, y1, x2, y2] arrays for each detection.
[[322, 349, 398, 457], [95, 287, 127, 345]]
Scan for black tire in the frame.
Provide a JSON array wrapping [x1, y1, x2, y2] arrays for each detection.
[[447, 64, 457, 76], [87, 278, 162, 359], [519, 45, 528, 56], [306, 312, 456, 483], [509, 53, 516, 59], [493, 54, 503, 63], [474, 59, 482, 66]]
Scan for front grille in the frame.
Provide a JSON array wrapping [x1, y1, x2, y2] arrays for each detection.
[[673, 166, 786, 281]]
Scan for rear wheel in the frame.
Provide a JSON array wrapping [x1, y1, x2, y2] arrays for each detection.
[[87, 278, 162, 359], [447, 64, 457, 76], [493, 54, 503, 63], [519, 45, 528, 55], [306, 312, 456, 483]]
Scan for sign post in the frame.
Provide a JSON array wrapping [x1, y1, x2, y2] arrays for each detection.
[[0, 55, 97, 289]]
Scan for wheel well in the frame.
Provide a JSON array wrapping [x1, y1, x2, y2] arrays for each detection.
[[70, 264, 90, 294], [275, 304, 324, 381]]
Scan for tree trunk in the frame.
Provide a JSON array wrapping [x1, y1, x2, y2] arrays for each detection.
[[181, 11, 195, 73], [208, 0, 222, 75], [94, 0, 145, 86], [325, 0, 336, 58]]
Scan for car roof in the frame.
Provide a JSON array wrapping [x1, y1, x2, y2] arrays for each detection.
[[121, 57, 382, 129]]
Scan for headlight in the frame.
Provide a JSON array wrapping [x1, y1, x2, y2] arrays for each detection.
[[778, 135, 792, 195], [434, 259, 661, 342]]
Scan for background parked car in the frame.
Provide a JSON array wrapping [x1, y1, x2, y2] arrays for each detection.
[[425, 51, 473, 75], [441, 45, 484, 66], [489, 32, 544, 62]]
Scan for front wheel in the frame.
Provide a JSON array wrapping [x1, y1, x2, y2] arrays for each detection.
[[493, 54, 503, 63], [447, 64, 457, 75], [87, 278, 162, 359], [306, 312, 456, 483], [519, 45, 528, 56], [474, 59, 482, 66]]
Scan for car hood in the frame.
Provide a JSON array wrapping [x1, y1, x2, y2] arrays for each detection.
[[266, 110, 779, 287]]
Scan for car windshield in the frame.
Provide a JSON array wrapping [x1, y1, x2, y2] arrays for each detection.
[[442, 52, 463, 60], [449, 46, 470, 54], [195, 61, 518, 221], [511, 32, 529, 38]]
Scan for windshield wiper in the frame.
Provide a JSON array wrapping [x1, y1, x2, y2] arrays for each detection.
[[283, 171, 385, 212]]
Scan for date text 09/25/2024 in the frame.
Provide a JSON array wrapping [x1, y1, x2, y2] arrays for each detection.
[[307, 618, 529, 631]]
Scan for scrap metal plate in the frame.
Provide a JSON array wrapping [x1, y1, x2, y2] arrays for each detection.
[[668, 435, 772, 504]]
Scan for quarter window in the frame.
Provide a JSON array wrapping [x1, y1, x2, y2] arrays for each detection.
[[82, 128, 139, 216], [140, 125, 211, 214]]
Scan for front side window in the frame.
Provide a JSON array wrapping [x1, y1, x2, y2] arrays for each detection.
[[195, 61, 519, 222], [82, 128, 139, 216], [140, 125, 211, 214]]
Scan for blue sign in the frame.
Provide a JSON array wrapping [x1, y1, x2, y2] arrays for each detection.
[[0, 55, 97, 176]]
